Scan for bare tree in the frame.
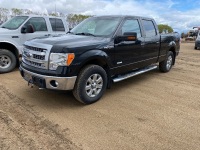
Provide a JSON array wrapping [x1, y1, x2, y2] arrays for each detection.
[[0, 8, 9, 22], [11, 8, 23, 16], [67, 14, 91, 28]]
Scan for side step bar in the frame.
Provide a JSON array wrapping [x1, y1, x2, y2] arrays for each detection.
[[113, 65, 158, 83]]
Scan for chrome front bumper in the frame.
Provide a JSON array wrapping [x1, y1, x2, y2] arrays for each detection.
[[20, 67, 77, 90]]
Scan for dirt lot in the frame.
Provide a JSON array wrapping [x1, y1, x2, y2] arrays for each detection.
[[1, 43, 200, 150]]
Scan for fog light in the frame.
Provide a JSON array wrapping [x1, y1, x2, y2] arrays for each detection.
[[50, 80, 58, 88]]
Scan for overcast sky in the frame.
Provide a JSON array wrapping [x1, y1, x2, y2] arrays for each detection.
[[0, 0, 199, 32]]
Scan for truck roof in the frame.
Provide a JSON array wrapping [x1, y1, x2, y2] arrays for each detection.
[[16, 15, 65, 19], [93, 15, 154, 20]]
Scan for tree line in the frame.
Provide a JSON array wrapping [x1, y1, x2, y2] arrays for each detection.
[[0, 7, 175, 32], [0, 7, 91, 28]]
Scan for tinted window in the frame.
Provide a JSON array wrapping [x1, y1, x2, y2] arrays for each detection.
[[142, 20, 156, 37], [122, 19, 141, 37], [50, 18, 65, 31], [24, 17, 47, 32]]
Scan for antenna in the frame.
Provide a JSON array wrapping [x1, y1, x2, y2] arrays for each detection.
[[55, 4, 57, 34]]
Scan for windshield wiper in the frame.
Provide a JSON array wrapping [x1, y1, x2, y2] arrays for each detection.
[[67, 31, 74, 34], [75, 32, 95, 37]]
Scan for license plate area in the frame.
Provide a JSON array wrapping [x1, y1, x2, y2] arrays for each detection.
[[32, 76, 46, 88], [24, 72, 33, 82], [23, 72, 46, 88]]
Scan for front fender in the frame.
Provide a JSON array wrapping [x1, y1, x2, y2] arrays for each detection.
[[67, 49, 113, 77], [75, 49, 112, 68], [0, 38, 20, 54]]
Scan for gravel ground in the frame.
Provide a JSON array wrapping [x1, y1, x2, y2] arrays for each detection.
[[0, 43, 200, 150]]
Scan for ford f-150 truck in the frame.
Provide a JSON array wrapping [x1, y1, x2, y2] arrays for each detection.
[[0, 15, 68, 73], [19, 15, 180, 104]]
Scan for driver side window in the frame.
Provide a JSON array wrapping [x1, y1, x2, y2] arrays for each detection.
[[121, 19, 141, 37], [24, 17, 47, 32]]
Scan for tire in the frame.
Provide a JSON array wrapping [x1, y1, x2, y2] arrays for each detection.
[[73, 65, 107, 104], [194, 46, 197, 50], [159, 51, 174, 73], [0, 49, 17, 73]]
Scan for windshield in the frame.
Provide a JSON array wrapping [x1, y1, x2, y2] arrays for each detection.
[[1, 16, 28, 30], [71, 17, 121, 37]]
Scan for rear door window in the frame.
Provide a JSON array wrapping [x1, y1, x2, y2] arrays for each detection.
[[142, 20, 157, 37], [49, 18, 65, 31]]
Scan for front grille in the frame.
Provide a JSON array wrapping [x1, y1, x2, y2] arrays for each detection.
[[22, 44, 51, 69], [24, 58, 43, 68], [24, 45, 47, 52], [33, 54, 45, 60]]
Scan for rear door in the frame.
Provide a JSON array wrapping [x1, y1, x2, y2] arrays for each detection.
[[49, 18, 67, 36], [141, 19, 160, 63]]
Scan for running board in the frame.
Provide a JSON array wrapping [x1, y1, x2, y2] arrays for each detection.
[[113, 65, 158, 83]]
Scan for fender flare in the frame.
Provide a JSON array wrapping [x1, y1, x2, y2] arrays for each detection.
[[77, 50, 113, 68], [0, 40, 20, 56]]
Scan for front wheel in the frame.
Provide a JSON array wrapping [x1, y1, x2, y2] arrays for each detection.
[[0, 49, 17, 73], [159, 51, 174, 73], [73, 65, 107, 104]]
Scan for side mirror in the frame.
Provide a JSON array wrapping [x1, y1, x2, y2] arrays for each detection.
[[21, 26, 26, 33], [116, 32, 137, 43], [21, 24, 35, 34]]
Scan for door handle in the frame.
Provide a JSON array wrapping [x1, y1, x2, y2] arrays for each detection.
[[45, 34, 51, 36]]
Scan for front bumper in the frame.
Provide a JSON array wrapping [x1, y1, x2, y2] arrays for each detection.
[[19, 66, 77, 90]]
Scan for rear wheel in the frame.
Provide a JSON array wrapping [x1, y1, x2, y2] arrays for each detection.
[[159, 51, 174, 73], [194, 46, 197, 50], [73, 65, 107, 104], [0, 49, 17, 73]]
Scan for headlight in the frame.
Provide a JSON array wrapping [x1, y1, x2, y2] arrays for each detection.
[[49, 53, 75, 70]]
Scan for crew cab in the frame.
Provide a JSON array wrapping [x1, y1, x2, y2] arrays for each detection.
[[0, 15, 68, 73], [19, 15, 180, 104]]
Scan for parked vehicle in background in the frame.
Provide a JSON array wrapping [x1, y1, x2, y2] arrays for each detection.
[[19, 15, 180, 104], [185, 29, 197, 41], [0, 15, 68, 73], [195, 31, 200, 49]]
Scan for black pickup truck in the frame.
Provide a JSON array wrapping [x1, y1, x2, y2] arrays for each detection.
[[19, 15, 180, 104]]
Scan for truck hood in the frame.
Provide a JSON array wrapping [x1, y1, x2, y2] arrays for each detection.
[[0, 27, 13, 34], [30, 34, 110, 53]]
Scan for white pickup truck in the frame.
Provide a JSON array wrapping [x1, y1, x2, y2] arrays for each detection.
[[0, 15, 68, 73]]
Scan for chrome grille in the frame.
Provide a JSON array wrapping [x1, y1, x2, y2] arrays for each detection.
[[24, 58, 43, 67], [24, 45, 47, 52], [33, 54, 45, 60], [22, 43, 52, 70]]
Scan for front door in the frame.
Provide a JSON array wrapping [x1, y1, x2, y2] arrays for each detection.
[[20, 17, 50, 45], [114, 18, 145, 75]]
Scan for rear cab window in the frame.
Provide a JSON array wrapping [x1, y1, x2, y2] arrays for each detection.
[[49, 18, 65, 32]]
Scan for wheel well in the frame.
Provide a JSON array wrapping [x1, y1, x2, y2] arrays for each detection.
[[169, 47, 176, 65], [80, 59, 112, 88], [0, 42, 19, 58]]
